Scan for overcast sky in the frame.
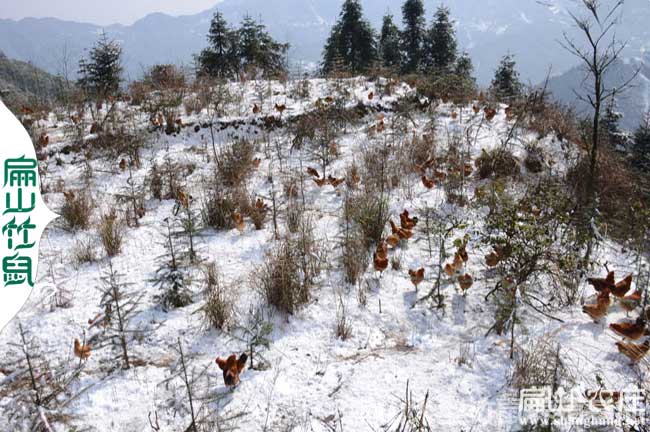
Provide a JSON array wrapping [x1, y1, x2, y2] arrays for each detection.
[[0, 0, 221, 25]]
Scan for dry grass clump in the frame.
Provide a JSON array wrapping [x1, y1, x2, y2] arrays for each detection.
[[199, 263, 233, 330], [216, 139, 257, 187], [99, 210, 124, 257], [343, 189, 390, 248], [511, 336, 572, 390], [256, 221, 322, 315], [61, 190, 93, 231]]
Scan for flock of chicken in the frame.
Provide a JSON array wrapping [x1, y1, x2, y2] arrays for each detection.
[[583, 271, 650, 364], [369, 210, 474, 296]]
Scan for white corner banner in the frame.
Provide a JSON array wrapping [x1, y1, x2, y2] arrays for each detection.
[[0, 100, 58, 333]]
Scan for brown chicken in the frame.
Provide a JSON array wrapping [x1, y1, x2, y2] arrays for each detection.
[[472, 105, 480, 115], [233, 212, 245, 232], [38, 134, 49, 147], [409, 268, 425, 290], [485, 252, 500, 268], [375, 241, 388, 260], [421, 176, 436, 189], [74, 339, 91, 360], [610, 318, 649, 340], [587, 271, 615, 292], [444, 262, 457, 277], [584, 390, 621, 409], [494, 244, 512, 260], [307, 167, 320, 178], [313, 178, 328, 187], [457, 246, 468, 263], [453, 253, 464, 270], [119, 159, 127, 171], [386, 234, 400, 247], [458, 274, 473, 292], [484, 107, 497, 121], [216, 353, 248, 387], [389, 219, 413, 240], [400, 210, 418, 230], [373, 252, 389, 275], [611, 274, 633, 298], [327, 175, 345, 188], [255, 198, 269, 212], [275, 103, 286, 114], [620, 290, 643, 313], [252, 158, 262, 169], [252, 104, 261, 114], [582, 290, 611, 322], [368, 91, 374, 100], [615, 340, 650, 363]]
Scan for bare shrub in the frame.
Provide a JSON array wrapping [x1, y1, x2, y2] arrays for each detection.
[[148, 163, 163, 200], [61, 190, 92, 231], [524, 142, 545, 173], [566, 148, 649, 242], [216, 139, 256, 187], [201, 186, 242, 231], [475, 148, 520, 179], [99, 209, 124, 257]]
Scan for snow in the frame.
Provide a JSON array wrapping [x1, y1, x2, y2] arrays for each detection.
[[1, 77, 648, 431]]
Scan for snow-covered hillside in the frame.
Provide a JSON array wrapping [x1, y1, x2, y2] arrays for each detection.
[[1, 77, 649, 431]]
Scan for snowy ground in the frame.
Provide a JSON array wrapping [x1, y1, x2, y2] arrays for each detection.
[[1, 77, 648, 431]]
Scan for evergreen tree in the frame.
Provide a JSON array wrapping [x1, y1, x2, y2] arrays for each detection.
[[322, 0, 377, 75], [152, 218, 193, 311], [78, 31, 122, 98], [453, 51, 477, 97], [633, 111, 650, 172], [490, 54, 523, 101], [198, 12, 239, 78], [379, 14, 402, 70], [238, 15, 289, 77], [425, 6, 457, 72], [401, 0, 426, 73], [601, 96, 628, 148]]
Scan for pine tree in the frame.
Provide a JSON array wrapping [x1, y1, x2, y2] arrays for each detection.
[[401, 0, 426, 73], [152, 218, 193, 311], [78, 31, 123, 98], [238, 15, 289, 77], [96, 261, 146, 370], [490, 54, 523, 101], [198, 12, 239, 78], [379, 14, 402, 70], [453, 51, 477, 98], [425, 6, 457, 72], [633, 111, 650, 172], [601, 96, 628, 148], [321, 0, 377, 75]]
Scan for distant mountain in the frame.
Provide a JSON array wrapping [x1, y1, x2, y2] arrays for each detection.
[[0, 0, 649, 92], [547, 55, 650, 131], [0, 50, 64, 109]]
